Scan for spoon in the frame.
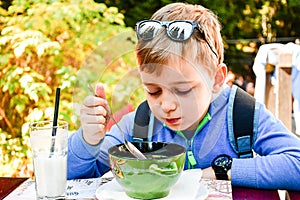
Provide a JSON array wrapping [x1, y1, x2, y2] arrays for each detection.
[[87, 84, 147, 160]]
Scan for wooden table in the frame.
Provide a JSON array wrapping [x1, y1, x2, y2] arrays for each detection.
[[1, 177, 299, 200], [0, 177, 27, 199]]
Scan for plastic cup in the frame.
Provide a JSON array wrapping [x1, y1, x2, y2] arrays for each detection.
[[30, 120, 68, 200]]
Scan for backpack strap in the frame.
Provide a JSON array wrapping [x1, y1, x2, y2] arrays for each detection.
[[133, 100, 153, 142], [228, 85, 256, 158]]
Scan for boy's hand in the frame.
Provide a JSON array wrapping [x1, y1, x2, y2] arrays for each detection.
[[202, 167, 216, 179], [80, 84, 110, 145]]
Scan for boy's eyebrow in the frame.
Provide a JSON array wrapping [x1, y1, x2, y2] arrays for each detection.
[[143, 80, 196, 85]]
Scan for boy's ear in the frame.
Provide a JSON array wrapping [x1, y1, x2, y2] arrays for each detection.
[[212, 63, 227, 93]]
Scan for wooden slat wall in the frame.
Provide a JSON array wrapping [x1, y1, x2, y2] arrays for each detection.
[[265, 51, 293, 130]]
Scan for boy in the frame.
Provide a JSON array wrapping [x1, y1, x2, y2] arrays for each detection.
[[68, 3, 300, 190]]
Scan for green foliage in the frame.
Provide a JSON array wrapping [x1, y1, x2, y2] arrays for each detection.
[[97, 0, 300, 76], [0, 0, 137, 177], [2, 0, 299, 177]]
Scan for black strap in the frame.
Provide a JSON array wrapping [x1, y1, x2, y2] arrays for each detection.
[[133, 100, 151, 141], [233, 87, 256, 158]]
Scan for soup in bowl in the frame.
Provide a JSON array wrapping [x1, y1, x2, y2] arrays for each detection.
[[108, 142, 186, 199]]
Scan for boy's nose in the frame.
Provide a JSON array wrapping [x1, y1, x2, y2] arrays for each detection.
[[161, 97, 177, 113]]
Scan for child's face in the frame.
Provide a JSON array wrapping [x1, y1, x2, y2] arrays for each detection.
[[140, 58, 214, 131]]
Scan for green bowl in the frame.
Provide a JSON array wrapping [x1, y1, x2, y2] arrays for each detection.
[[108, 142, 186, 199]]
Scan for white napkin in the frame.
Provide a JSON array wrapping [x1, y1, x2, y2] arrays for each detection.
[[96, 169, 208, 200]]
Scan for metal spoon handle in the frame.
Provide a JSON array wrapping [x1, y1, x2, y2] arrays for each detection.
[[107, 110, 147, 160], [87, 84, 146, 159]]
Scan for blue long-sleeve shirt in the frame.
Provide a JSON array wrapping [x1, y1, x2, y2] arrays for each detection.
[[68, 86, 300, 190]]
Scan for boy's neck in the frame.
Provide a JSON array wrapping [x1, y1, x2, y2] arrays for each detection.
[[211, 84, 226, 102], [181, 129, 195, 140], [176, 112, 212, 140]]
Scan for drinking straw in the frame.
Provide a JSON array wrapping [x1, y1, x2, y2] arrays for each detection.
[[49, 88, 60, 158], [52, 87, 61, 137], [49, 87, 61, 156]]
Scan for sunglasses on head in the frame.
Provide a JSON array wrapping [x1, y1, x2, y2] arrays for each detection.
[[135, 20, 218, 59]]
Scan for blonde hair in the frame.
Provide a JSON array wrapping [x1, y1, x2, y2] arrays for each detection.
[[136, 3, 224, 77]]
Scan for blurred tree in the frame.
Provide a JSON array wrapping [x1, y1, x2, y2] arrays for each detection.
[[0, 0, 13, 10], [265, 0, 300, 38], [0, 0, 137, 177]]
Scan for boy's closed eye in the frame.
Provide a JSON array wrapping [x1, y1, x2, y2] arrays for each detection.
[[144, 86, 162, 96], [147, 90, 162, 96], [173, 88, 192, 95], [144, 86, 193, 96]]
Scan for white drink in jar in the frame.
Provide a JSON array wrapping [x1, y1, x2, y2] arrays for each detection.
[[33, 154, 67, 198], [30, 121, 68, 200]]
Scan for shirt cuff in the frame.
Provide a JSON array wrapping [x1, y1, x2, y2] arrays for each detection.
[[231, 158, 257, 188], [70, 127, 102, 158]]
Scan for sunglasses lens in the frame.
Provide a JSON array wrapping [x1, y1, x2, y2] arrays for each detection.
[[138, 21, 162, 40], [168, 22, 194, 41]]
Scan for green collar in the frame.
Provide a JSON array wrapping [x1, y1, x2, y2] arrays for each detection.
[[194, 112, 212, 134], [165, 112, 211, 138]]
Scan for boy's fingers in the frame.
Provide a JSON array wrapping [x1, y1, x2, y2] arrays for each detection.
[[95, 83, 111, 115], [95, 84, 107, 99], [83, 96, 107, 107], [80, 105, 107, 116]]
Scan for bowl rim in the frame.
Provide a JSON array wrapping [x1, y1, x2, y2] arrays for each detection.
[[108, 142, 186, 160]]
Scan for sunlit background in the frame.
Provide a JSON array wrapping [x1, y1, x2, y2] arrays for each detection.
[[0, 0, 299, 177]]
